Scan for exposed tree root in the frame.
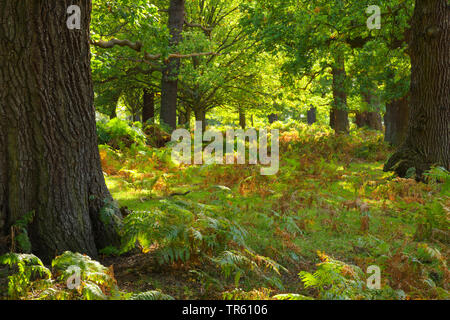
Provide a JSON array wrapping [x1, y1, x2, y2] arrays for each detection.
[[384, 146, 434, 180]]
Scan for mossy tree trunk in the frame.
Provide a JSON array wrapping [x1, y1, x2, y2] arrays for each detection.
[[384, 0, 449, 178], [0, 0, 121, 261]]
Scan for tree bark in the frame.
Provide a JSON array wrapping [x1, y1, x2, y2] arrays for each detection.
[[307, 106, 317, 125], [142, 89, 155, 125], [0, 1, 121, 261], [194, 109, 207, 131], [355, 112, 383, 131], [329, 109, 335, 129], [268, 113, 278, 124], [385, 0, 449, 178], [110, 107, 117, 120], [331, 55, 349, 133], [239, 108, 246, 129], [160, 0, 185, 130], [384, 94, 410, 146]]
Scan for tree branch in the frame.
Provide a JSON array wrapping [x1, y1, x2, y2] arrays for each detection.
[[90, 37, 222, 62]]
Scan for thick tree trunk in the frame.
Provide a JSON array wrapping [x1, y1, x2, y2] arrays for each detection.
[[384, 94, 410, 146], [0, 1, 121, 261], [160, 0, 185, 130], [385, 0, 449, 178], [142, 89, 155, 125], [331, 56, 349, 134], [355, 112, 383, 130], [239, 108, 246, 129]]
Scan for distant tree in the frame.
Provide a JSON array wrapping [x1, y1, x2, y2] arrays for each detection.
[[307, 106, 317, 125], [160, 0, 185, 130], [143, 89, 156, 125]]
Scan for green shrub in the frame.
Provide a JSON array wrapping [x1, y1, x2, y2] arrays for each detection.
[[0, 251, 174, 300], [96, 118, 147, 149], [297, 252, 405, 300], [0, 253, 51, 299]]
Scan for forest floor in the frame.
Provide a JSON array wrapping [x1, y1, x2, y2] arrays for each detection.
[[99, 125, 449, 300]]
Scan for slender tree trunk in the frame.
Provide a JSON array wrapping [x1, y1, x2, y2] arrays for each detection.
[[0, 1, 121, 261], [142, 89, 155, 125], [110, 108, 117, 120], [185, 106, 191, 128], [194, 109, 207, 131], [178, 105, 191, 128], [109, 90, 121, 119], [178, 110, 186, 126], [329, 109, 335, 129], [160, 0, 185, 130], [307, 106, 317, 125], [268, 113, 278, 124], [384, 94, 410, 146], [385, 0, 449, 178], [239, 108, 246, 129], [331, 55, 349, 134]]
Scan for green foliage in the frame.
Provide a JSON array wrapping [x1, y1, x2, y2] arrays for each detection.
[[120, 192, 286, 287], [424, 166, 450, 195], [273, 293, 314, 300], [222, 287, 273, 300], [129, 290, 175, 300], [298, 253, 404, 300], [0, 253, 51, 299], [97, 118, 147, 148], [0, 251, 174, 300], [99, 199, 123, 230], [11, 211, 34, 253]]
